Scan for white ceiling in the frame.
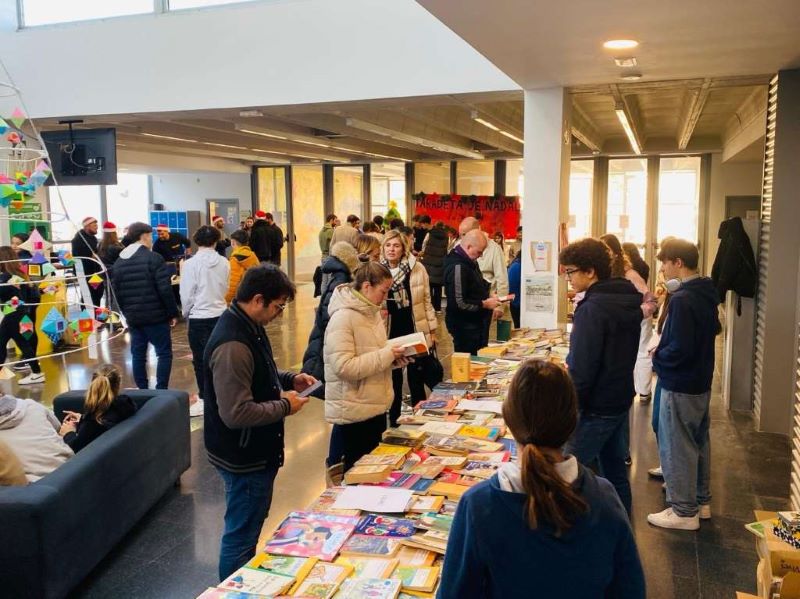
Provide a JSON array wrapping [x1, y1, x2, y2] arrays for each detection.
[[417, 0, 800, 88]]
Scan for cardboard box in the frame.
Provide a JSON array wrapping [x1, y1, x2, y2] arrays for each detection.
[[754, 511, 800, 577]]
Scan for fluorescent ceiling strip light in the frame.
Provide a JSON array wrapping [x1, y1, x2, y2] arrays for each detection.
[[615, 106, 642, 155], [141, 133, 198, 143], [203, 142, 250, 150], [473, 116, 500, 132], [471, 111, 524, 145], [499, 130, 525, 144], [238, 128, 288, 140]]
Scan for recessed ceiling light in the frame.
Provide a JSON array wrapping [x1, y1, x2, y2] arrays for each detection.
[[621, 73, 643, 81], [614, 57, 638, 68], [603, 39, 639, 50]]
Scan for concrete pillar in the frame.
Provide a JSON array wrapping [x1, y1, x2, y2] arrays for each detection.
[[520, 88, 571, 329]]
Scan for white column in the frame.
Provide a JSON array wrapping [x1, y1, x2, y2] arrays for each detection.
[[520, 88, 571, 329]]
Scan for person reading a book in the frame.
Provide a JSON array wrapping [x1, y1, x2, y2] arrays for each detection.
[[380, 230, 439, 426], [439, 360, 645, 598], [323, 261, 412, 471], [58, 364, 137, 452]]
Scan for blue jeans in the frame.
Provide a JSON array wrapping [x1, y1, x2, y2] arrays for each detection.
[[216, 466, 279, 580], [565, 411, 631, 516], [129, 322, 173, 389], [658, 389, 712, 517]]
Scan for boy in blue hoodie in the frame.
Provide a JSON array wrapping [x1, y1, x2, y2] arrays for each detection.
[[648, 238, 720, 531]]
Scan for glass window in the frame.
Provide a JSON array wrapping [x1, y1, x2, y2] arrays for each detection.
[[105, 173, 150, 234], [658, 156, 702, 244], [169, 0, 258, 9], [49, 186, 102, 242], [607, 158, 648, 256], [370, 163, 406, 222], [291, 165, 324, 282], [505, 159, 523, 202], [414, 162, 450, 194], [568, 160, 593, 242], [333, 166, 364, 223], [456, 160, 494, 195], [23, 0, 153, 26], [257, 167, 288, 229]]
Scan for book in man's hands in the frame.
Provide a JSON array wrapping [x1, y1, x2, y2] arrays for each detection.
[[389, 332, 429, 358]]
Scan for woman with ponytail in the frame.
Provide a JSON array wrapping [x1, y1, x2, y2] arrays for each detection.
[[439, 361, 645, 598], [58, 364, 136, 452]]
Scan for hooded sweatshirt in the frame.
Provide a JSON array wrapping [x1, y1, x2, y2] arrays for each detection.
[[179, 247, 230, 319], [226, 245, 260, 304], [653, 276, 721, 394], [323, 285, 396, 424], [0, 396, 73, 482], [439, 462, 645, 599]]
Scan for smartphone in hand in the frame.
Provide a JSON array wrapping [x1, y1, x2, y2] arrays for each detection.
[[298, 380, 323, 398]]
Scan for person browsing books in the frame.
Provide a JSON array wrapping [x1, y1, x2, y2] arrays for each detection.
[[439, 360, 645, 599], [58, 364, 136, 452], [323, 261, 411, 471], [381, 230, 438, 427]]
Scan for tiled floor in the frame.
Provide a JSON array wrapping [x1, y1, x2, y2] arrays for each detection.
[[16, 283, 787, 598]]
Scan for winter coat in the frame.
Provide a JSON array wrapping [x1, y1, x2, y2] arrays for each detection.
[[303, 242, 359, 390], [62, 394, 137, 453], [249, 220, 272, 262], [71, 230, 102, 276], [444, 246, 491, 326], [112, 243, 179, 327], [711, 216, 757, 306], [267, 223, 285, 262], [0, 395, 73, 482], [153, 232, 191, 263], [323, 286, 396, 424], [420, 227, 449, 285], [319, 223, 335, 257], [226, 246, 260, 304], [98, 243, 123, 268], [330, 225, 360, 248], [179, 247, 230, 319], [406, 259, 437, 346], [477, 238, 509, 296]]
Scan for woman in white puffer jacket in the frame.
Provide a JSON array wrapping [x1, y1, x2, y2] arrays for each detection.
[[324, 262, 410, 471]]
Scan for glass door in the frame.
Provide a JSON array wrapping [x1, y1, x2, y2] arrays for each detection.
[[568, 160, 594, 242], [657, 156, 702, 244], [607, 158, 648, 259], [333, 166, 365, 223], [370, 163, 406, 222], [291, 165, 324, 283]]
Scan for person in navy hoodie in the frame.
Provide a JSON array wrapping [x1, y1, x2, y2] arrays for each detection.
[[439, 360, 645, 599], [647, 238, 720, 531]]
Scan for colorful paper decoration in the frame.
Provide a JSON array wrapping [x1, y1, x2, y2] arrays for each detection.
[[6, 131, 20, 145], [19, 315, 34, 339], [57, 250, 73, 267], [40, 262, 56, 276], [29, 251, 47, 265], [41, 283, 58, 295], [94, 307, 110, 322], [0, 118, 8, 134], [8, 275, 24, 285], [9, 107, 25, 128], [88, 274, 103, 289], [27, 263, 41, 277], [69, 309, 95, 335], [19, 230, 51, 254], [41, 308, 67, 343], [3, 296, 23, 314]]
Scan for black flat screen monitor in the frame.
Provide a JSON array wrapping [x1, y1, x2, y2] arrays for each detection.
[[42, 128, 117, 186]]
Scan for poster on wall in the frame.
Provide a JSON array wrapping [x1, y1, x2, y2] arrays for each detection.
[[525, 275, 554, 313], [530, 241, 551, 272], [413, 193, 520, 238]]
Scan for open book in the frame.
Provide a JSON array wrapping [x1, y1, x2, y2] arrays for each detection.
[[389, 332, 429, 358]]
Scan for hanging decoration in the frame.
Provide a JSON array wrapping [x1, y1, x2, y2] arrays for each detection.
[[94, 307, 110, 323], [19, 314, 34, 339], [41, 308, 67, 343], [19, 230, 51, 254], [2, 296, 22, 315], [8, 107, 25, 128], [88, 273, 104, 289], [57, 250, 74, 267]]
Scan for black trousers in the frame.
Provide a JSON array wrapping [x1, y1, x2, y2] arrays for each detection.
[[187, 317, 219, 398], [447, 315, 486, 356], [430, 283, 442, 312], [335, 413, 387, 471], [390, 363, 426, 427], [510, 304, 521, 328], [0, 310, 40, 373]]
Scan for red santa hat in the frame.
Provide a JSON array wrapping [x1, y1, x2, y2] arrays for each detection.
[[82, 216, 98, 227], [255, 210, 267, 220], [156, 224, 170, 232], [102, 221, 117, 233], [212, 215, 224, 224]]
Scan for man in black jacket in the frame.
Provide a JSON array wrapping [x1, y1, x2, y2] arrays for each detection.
[[561, 238, 642, 516], [264, 212, 285, 267], [420, 222, 449, 312], [71, 216, 104, 308], [204, 265, 316, 579], [443, 229, 501, 355], [112, 222, 179, 390], [153, 224, 192, 263], [248, 211, 271, 263]]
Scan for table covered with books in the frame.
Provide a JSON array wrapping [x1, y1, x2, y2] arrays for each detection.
[[198, 328, 569, 599]]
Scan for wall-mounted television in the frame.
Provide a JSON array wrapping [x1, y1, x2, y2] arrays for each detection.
[[42, 127, 117, 186]]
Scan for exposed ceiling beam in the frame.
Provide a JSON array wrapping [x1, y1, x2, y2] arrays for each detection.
[[570, 74, 772, 97], [676, 79, 712, 150], [117, 134, 293, 164], [611, 85, 645, 153], [570, 102, 603, 152], [722, 86, 768, 162]]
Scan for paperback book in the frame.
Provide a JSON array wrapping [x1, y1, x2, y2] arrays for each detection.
[[246, 554, 317, 579], [334, 556, 399, 579], [355, 514, 418, 538], [264, 512, 359, 562], [392, 566, 441, 593], [389, 332, 429, 358], [395, 546, 437, 567], [289, 561, 352, 598], [340, 534, 401, 558], [218, 566, 295, 596], [333, 578, 402, 599]]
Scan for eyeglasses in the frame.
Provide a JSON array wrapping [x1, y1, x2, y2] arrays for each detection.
[[564, 268, 580, 278], [275, 302, 287, 312]]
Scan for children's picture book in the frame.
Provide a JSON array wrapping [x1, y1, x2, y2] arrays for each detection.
[[217, 566, 295, 596], [355, 514, 417, 538], [457, 425, 500, 441], [197, 588, 263, 598], [333, 578, 403, 599], [389, 332, 430, 358], [246, 554, 316, 579], [416, 398, 458, 412], [391, 566, 441, 593], [306, 488, 362, 518], [335, 556, 399, 579], [417, 513, 454, 533], [288, 561, 353, 597], [339, 534, 401, 558], [395, 546, 437, 567], [290, 580, 339, 599], [407, 495, 444, 514], [264, 512, 358, 562]]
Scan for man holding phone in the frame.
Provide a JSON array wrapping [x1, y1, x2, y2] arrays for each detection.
[[203, 265, 317, 580]]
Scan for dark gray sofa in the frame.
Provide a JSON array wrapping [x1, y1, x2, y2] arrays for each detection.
[[0, 390, 191, 599]]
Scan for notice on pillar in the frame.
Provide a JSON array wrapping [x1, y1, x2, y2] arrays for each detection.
[[529, 241, 551, 272], [525, 275, 554, 313]]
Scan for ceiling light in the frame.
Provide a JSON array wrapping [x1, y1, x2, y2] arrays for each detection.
[[615, 105, 641, 155], [238, 128, 288, 140], [345, 117, 483, 159], [238, 110, 263, 117], [203, 142, 250, 150], [603, 39, 639, 50], [141, 133, 198, 143], [613, 57, 638, 68], [621, 73, 643, 81], [499, 130, 525, 144], [471, 111, 524, 145]]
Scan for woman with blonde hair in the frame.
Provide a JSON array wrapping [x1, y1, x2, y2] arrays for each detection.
[[381, 229, 439, 425], [354, 233, 381, 263], [59, 364, 136, 452]]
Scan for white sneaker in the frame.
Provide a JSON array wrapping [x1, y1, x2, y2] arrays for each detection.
[[698, 504, 711, 520], [648, 466, 663, 478], [189, 397, 205, 417], [647, 507, 700, 531], [18, 372, 45, 385]]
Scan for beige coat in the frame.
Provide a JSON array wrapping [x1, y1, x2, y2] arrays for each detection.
[[324, 285, 396, 424], [405, 259, 437, 346]]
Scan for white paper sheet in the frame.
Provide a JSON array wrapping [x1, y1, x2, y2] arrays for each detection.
[[331, 485, 413, 513], [457, 399, 504, 415]]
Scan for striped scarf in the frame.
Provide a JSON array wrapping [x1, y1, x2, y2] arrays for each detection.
[[382, 257, 412, 308]]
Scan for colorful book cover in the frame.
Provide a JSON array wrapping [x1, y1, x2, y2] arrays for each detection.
[[333, 578, 402, 599], [335, 556, 399, 579], [456, 460, 500, 479], [466, 451, 510, 463], [457, 425, 500, 441], [355, 514, 417, 538], [379, 473, 422, 490], [423, 456, 468, 469], [197, 588, 263, 598], [408, 462, 445, 479], [217, 566, 295, 596], [409, 478, 435, 493], [291, 580, 339, 598], [288, 561, 352, 597], [395, 546, 437, 567], [418, 513, 454, 533], [371, 444, 412, 457], [246, 554, 316, 579], [407, 495, 444, 514], [392, 566, 440, 593], [355, 453, 407, 468], [498, 437, 518, 458], [306, 488, 362, 517], [264, 512, 358, 561], [340, 534, 400, 557], [416, 399, 457, 412]]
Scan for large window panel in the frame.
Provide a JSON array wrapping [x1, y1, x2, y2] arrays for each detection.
[[658, 156, 701, 244], [414, 162, 450, 195], [370, 163, 406, 222], [292, 165, 324, 282], [456, 160, 494, 195], [257, 167, 288, 229], [49, 186, 102, 242], [568, 160, 593, 242], [23, 0, 153, 26], [105, 173, 150, 233], [607, 158, 648, 255], [505, 159, 524, 201], [333, 166, 364, 222]]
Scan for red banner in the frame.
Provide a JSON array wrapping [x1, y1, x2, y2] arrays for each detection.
[[413, 194, 520, 238]]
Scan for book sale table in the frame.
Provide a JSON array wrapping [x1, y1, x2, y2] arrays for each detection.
[[197, 328, 569, 599]]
